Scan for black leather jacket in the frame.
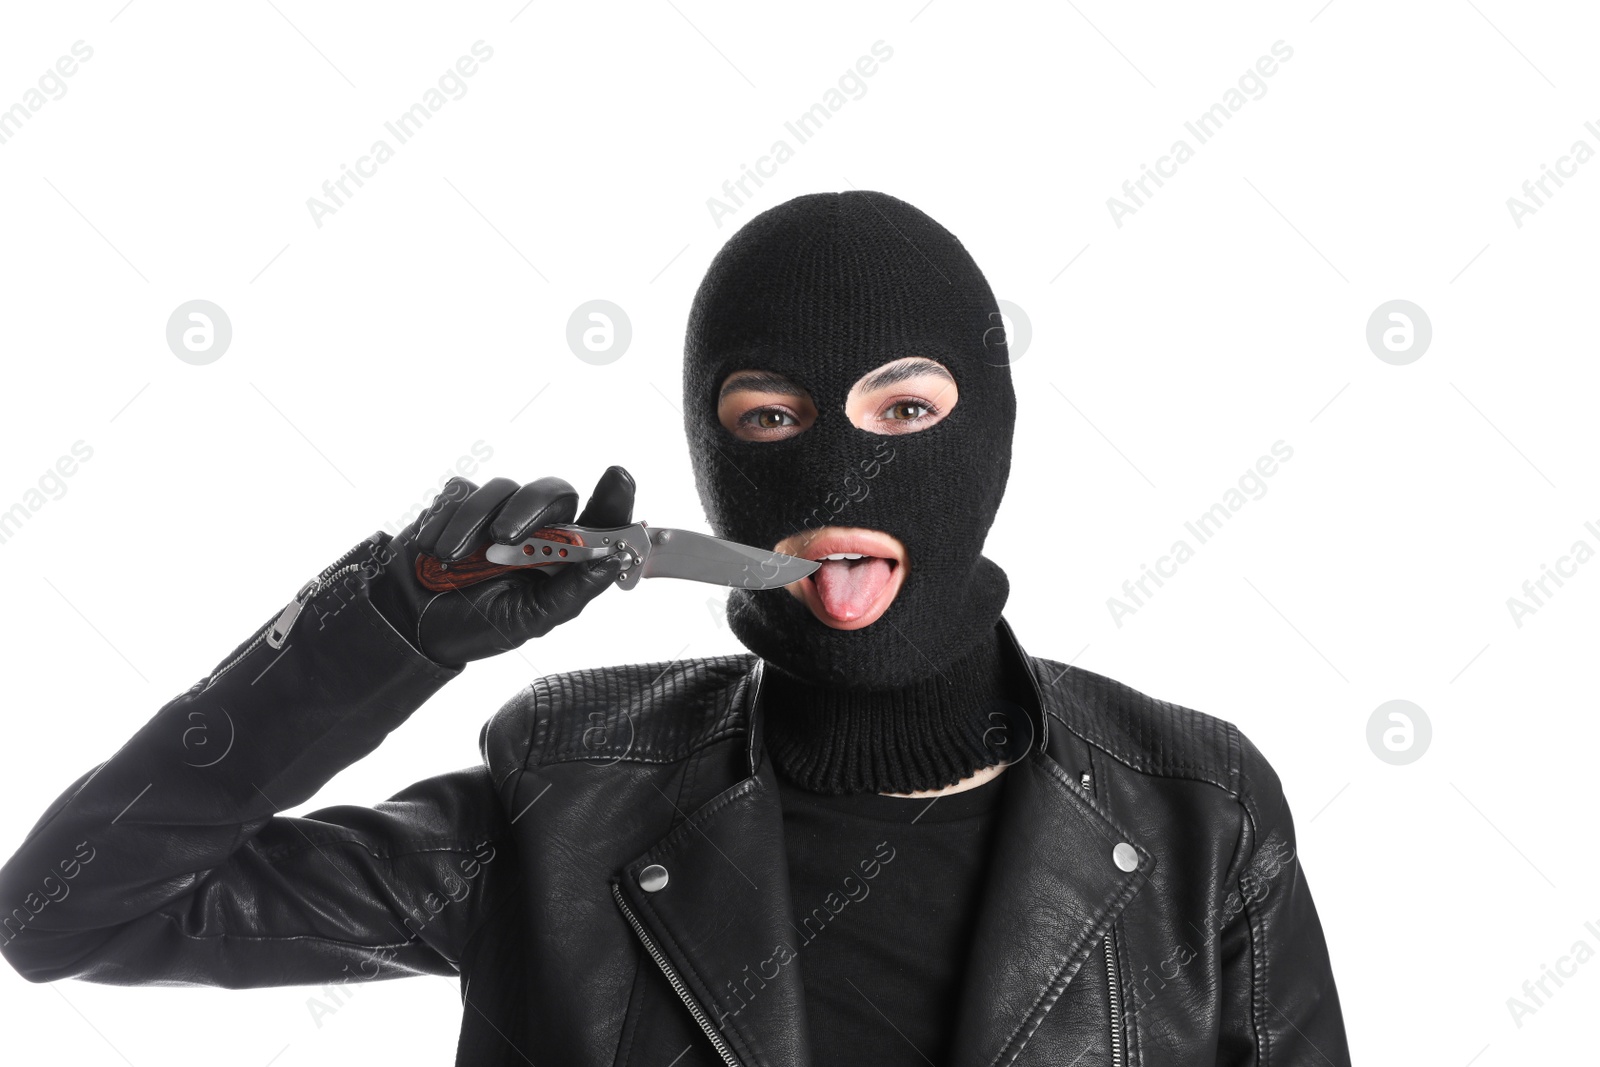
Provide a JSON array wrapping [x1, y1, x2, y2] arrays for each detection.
[[0, 537, 1349, 1067]]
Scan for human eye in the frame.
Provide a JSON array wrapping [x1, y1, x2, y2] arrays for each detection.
[[731, 403, 809, 441], [874, 397, 942, 431], [883, 400, 934, 421]]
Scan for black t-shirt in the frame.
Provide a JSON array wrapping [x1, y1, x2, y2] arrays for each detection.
[[776, 769, 1009, 1066]]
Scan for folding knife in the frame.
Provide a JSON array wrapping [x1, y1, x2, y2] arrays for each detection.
[[415, 522, 819, 593]]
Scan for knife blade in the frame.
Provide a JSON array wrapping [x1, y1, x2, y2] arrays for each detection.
[[641, 527, 820, 589], [414, 522, 818, 593]]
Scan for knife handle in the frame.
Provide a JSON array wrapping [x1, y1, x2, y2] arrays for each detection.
[[415, 527, 586, 592]]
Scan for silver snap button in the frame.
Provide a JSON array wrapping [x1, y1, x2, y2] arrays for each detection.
[[1112, 842, 1138, 873], [638, 864, 670, 892]]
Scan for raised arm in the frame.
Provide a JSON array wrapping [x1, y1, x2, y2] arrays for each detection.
[[0, 468, 635, 988]]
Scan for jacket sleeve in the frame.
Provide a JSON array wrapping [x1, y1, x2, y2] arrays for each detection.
[[0, 535, 507, 988], [1215, 731, 1350, 1067]]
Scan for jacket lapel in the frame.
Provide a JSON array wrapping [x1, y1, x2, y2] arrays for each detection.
[[614, 664, 812, 1067], [944, 748, 1151, 1067], [944, 623, 1154, 1067]]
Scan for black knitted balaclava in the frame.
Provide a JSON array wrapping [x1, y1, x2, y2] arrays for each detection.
[[683, 190, 1015, 692]]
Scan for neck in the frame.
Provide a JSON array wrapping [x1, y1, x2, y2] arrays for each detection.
[[760, 626, 1012, 796], [882, 760, 1009, 799]]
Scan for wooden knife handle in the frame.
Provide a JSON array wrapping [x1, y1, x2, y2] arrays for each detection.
[[415, 527, 586, 592]]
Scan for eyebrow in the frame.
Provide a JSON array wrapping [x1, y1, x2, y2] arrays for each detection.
[[719, 371, 808, 400], [856, 358, 954, 393]]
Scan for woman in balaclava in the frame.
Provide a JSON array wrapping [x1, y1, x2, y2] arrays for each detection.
[[675, 191, 1345, 1065], [0, 191, 1349, 1067]]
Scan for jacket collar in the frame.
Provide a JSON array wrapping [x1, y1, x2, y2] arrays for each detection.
[[615, 620, 1152, 1067]]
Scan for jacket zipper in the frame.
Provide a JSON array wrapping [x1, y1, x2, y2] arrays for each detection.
[[201, 616, 277, 692], [611, 882, 742, 1067], [203, 546, 368, 690], [1106, 931, 1125, 1067]]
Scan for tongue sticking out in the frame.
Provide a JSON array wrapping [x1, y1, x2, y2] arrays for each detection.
[[811, 557, 895, 621]]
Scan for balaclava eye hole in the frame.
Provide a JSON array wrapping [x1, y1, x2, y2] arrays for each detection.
[[718, 358, 959, 443]]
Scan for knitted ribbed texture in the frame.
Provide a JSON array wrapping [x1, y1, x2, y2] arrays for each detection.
[[761, 628, 1009, 795]]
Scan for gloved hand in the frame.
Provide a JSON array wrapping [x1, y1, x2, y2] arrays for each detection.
[[369, 466, 636, 666]]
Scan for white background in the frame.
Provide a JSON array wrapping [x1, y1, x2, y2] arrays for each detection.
[[1, 2, 1596, 1064]]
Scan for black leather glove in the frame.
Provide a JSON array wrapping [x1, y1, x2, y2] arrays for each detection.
[[369, 466, 636, 666]]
